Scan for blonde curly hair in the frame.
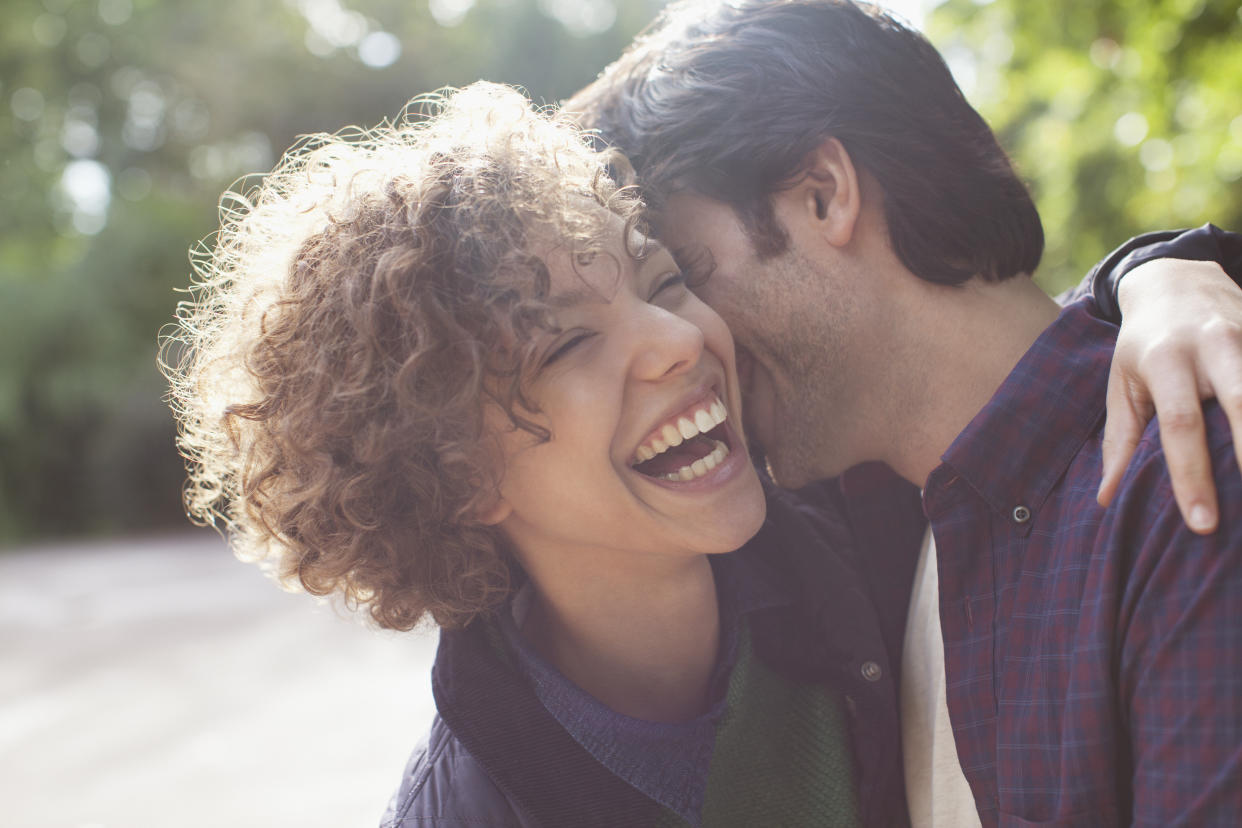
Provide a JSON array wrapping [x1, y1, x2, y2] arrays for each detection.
[[163, 82, 643, 630]]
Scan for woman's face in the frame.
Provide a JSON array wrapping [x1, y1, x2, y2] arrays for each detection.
[[483, 215, 766, 568]]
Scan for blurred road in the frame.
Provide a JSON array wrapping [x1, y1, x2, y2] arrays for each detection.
[[0, 532, 438, 828]]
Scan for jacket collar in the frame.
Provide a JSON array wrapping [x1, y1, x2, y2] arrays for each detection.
[[431, 480, 917, 826], [432, 616, 657, 826]]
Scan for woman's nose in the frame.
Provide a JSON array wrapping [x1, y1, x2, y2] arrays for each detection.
[[630, 305, 705, 381]]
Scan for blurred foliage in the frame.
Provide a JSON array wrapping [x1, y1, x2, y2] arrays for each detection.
[[3, 0, 1240, 542], [0, 0, 664, 542], [928, 0, 1242, 292]]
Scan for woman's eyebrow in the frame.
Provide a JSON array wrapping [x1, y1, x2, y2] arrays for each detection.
[[547, 285, 608, 310]]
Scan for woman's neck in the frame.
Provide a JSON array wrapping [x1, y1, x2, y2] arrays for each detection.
[[518, 552, 721, 723]]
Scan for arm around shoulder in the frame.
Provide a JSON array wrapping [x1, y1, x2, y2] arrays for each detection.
[[1082, 223, 1242, 318], [1093, 225, 1242, 530]]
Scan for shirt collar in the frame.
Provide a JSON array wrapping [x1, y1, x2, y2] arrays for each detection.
[[497, 551, 789, 826], [923, 300, 1117, 521]]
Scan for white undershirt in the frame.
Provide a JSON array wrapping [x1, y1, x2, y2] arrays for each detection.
[[900, 527, 982, 828]]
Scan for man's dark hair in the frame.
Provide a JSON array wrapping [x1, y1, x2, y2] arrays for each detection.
[[566, 0, 1044, 284]]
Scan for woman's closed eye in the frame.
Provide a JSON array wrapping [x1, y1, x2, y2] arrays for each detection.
[[542, 331, 595, 367], [649, 272, 687, 301]]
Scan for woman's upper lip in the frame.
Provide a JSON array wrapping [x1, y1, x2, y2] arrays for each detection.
[[628, 378, 724, 458]]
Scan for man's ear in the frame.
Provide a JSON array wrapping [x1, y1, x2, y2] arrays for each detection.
[[789, 137, 863, 249]]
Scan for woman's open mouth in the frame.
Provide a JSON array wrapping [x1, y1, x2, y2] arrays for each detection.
[[629, 393, 735, 482]]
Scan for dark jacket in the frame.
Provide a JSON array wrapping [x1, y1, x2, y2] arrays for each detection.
[[382, 715, 533, 826], [381, 470, 926, 828]]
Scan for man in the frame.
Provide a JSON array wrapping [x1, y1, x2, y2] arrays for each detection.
[[567, 1, 1242, 825]]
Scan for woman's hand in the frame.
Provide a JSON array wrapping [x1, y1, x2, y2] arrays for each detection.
[[1099, 258, 1242, 533]]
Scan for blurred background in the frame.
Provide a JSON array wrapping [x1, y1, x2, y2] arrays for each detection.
[[1, 0, 1239, 825], [3, 0, 1242, 546]]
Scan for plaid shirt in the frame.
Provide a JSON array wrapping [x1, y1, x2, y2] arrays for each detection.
[[924, 299, 1242, 827]]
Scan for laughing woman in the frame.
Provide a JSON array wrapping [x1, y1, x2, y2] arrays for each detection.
[[167, 83, 884, 827]]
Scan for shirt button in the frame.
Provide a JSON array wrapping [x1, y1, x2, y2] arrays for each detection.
[[1012, 505, 1031, 524], [860, 661, 883, 682]]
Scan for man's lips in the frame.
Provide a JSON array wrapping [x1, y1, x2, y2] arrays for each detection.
[[735, 345, 756, 393], [732, 345, 772, 464]]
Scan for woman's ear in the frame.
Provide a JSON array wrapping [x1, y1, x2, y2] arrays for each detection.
[[470, 466, 511, 527], [783, 137, 863, 249], [475, 493, 512, 527], [473, 407, 515, 527]]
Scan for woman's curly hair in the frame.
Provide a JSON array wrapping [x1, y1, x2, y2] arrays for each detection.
[[162, 82, 643, 630]]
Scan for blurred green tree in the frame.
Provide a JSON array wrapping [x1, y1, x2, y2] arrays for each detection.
[[3, 0, 1239, 542], [928, 0, 1242, 293], [0, 0, 663, 542]]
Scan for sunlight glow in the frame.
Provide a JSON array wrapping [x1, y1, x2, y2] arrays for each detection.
[[60, 159, 112, 235], [358, 31, 402, 68], [429, 0, 476, 28]]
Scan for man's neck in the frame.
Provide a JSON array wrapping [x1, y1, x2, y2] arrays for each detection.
[[518, 550, 720, 723], [879, 275, 1062, 488]]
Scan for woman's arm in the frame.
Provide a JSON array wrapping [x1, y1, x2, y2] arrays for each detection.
[[1085, 225, 1242, 533]]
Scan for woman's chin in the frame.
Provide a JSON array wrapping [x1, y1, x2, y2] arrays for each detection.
[[708, 474, 768, 554]]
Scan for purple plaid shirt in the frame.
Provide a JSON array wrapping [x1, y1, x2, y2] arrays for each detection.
[[924, 299, 1242, 827]]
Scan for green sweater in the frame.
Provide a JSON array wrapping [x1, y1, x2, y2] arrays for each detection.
[[657, 622, 861, 827]]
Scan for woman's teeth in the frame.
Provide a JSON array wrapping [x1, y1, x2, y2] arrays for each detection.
[[657, 439, 730, 482], [633, 397, 727, 463]]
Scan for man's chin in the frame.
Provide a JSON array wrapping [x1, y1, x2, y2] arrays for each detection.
[[744, 415, 823, 489]]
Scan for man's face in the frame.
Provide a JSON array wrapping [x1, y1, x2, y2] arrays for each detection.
[[657, 191, 870, 487]]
